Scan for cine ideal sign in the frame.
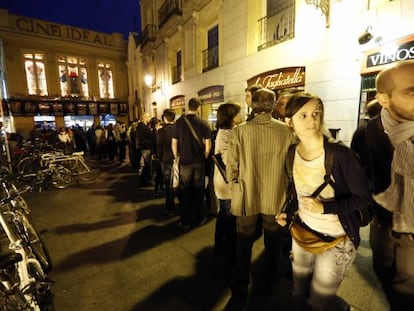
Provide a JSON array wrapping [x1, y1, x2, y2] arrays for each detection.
[[247, 67, 305, 90], [361, 34, 414, 74]]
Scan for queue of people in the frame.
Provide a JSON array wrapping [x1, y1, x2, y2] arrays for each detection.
[[153, 60, 413, 311]]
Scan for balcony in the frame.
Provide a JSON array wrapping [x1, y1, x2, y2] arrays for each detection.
[[171, 65, 182, 84], [141, 24, 157, 47], [158, 0, 182, 29], [257, 3, 295, 51], [202, 46, 218, 73]]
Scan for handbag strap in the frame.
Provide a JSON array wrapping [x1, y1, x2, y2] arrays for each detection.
[[310, 137, 336, 198], [183, 115, 203, 148]]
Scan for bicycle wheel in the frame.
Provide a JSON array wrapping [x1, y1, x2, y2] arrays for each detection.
[[0, 264, 41, 311], [16, 157, 38, 176], [14, 211, 52, 273], [75, 158, 100, 182], [0, 281, 34, 311], [50, 166, 72, 189]]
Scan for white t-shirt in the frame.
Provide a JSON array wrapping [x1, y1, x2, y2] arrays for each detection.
[[294, 150, 346, 237]]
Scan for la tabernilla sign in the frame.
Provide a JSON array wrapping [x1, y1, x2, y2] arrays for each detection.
[[247, 67, 305, 90], [361, 34, 414, 74]]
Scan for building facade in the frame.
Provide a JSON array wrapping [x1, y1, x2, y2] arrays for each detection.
[[0, 9, 130, 138], [129, 0, 414, 144]]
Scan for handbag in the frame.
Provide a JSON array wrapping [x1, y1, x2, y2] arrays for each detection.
[[171, 157, 180, 189], [290, 216, 347, 254]]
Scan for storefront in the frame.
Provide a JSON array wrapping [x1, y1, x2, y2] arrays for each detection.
[[359, 33, 414, 121], [246, 66, 306, 117], [169, 95, 185, 120], [198, 85, 224, 129], [3, 99, 128, 135]]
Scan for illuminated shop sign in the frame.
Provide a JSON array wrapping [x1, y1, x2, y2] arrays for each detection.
[[13, 17, 110, 46], [247, 67, 305, 90], [362, 34, 414, 74], [198, 85, 224, 104], [170, 95, 185, 109]]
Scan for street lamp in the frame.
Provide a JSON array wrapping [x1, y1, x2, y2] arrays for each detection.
[[144, 74, 153, 88]]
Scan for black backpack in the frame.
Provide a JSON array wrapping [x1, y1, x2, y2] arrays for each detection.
[[285, 137, 372, 227]]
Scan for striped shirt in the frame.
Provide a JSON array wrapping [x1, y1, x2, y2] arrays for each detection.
[[226, 113, 296, 216]]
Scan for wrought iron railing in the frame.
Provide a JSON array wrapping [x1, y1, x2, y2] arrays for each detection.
[[141, 24, 157, 46], [171, 65, 182, 84], [257, 5, 295, 51], [202, 46, 219, 73], [158, 0, 182, 29]]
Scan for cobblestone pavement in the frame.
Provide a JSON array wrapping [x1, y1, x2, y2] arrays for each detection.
[[24, 163, 389, 311]]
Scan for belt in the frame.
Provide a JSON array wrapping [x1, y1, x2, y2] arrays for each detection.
[[391, 230, 414, 241], [294, 216, 336, 243]]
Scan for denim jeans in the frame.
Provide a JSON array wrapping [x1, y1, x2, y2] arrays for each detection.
[[161, 162, 175, 212], [140, 149, 152, 186], [291, 237, 356, 310], [179, 162, 206, 226], [370, 215, 414, 310]]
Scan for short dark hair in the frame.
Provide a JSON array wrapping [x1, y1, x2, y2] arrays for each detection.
[[162, 109, 175, 122], [285, 92, 324, 120], [252, 88, 275, 113], [216, 102, 241, 129], [245, 84, 263, 94], [188, 98, 202, 111]]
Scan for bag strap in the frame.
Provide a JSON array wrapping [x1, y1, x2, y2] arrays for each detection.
[[183, 115, 203, 149], [310, 136, 336, 198]]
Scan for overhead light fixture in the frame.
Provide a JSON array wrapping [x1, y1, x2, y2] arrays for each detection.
[[358, 26, 373, 45]]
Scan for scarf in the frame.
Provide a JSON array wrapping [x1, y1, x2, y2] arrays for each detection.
[[373, 108, 414, 233]]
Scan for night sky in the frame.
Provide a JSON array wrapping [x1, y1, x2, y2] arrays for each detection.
[[0, 0, 141, 39]]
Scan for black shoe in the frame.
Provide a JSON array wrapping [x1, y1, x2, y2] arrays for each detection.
[[177, 221, 191, 230], [196, 217, 207, 227], [224, 295, 247, 311]]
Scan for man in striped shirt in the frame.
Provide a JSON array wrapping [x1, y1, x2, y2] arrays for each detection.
[[225, 88, 295, 310]]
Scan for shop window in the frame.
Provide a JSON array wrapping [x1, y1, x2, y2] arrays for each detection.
[[24, 53, 48, 96], [98, 62, 114, 99], [58, 56, 89, 98]]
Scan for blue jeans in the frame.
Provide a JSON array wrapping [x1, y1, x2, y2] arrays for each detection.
[[291, 237, 356, 310], [179, 162, 206, 226], [370, 215, 414, 310]]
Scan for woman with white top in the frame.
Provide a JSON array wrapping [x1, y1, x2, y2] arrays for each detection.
[[213, 102, 242, 266], [276, 93, 370, 311]]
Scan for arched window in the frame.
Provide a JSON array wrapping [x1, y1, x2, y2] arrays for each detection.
[[58, 56, 89, 98], [24, 53, 48, 96]]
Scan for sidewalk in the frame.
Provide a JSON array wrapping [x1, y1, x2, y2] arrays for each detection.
[[26, 165, 389, 311]]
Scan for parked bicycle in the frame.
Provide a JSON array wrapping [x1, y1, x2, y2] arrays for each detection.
[[16, 153, 72, 192], [0, 169, 53, 310]]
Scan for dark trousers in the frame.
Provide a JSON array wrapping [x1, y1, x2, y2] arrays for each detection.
[[162, 162, 175, 212], [179, 162, 206, 226], [370, 215, 414, 310], [232, 214, 285, 297], [215, 199, 237, 265]]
